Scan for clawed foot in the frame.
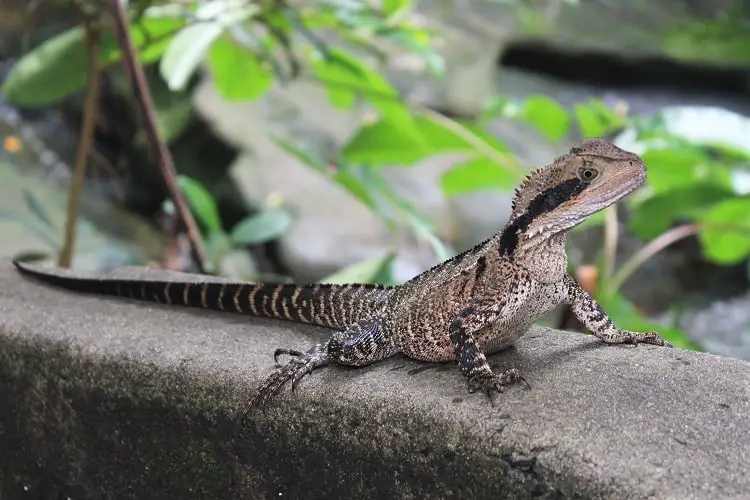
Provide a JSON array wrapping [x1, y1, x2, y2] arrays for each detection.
[[619, 330, 673, 348], [245, 345, 329, 411], [467, 368, 529, 406]]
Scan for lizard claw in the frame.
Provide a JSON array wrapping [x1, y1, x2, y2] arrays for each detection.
[[247, 346, 329, 411], [619, 330, 673, 348], [640, 331, 673, 348], [273, 348, 305, 364], [467, 368, 528, 406]]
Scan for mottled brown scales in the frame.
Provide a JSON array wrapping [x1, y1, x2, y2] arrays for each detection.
[[14, 137, 673, 409]]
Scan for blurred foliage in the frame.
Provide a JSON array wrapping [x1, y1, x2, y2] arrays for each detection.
[[625, 117, 750, 266], [177, 174, 294, 272], [3, 0, 750, 351], [663, 13, 750, 65], [0, 188, 61, 253]]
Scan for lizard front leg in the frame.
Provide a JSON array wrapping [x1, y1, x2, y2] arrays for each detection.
[[247, 318, 397, 409], [450, 301, 527, 404], [563, 275, 673, 347]]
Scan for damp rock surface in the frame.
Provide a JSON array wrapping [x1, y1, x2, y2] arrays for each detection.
[[1, 260, 748, 499]]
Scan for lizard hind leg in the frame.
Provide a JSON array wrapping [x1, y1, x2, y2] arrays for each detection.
[[246, 318, 397, 410], [450, 304, 529, 406]]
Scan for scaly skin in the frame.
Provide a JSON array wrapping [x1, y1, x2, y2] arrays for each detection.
[[13, 137, 673, 410]]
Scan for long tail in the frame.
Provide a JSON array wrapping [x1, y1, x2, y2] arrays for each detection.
[[13, 261, 393, 330]]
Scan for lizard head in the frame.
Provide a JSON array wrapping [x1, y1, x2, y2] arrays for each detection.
[[503, 137, 646, 254]]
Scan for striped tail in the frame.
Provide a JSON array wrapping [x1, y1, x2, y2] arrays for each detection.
[[13, 261, 393, 330]]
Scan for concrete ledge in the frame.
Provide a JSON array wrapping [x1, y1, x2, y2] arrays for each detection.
[[1, 260, 748, 499]]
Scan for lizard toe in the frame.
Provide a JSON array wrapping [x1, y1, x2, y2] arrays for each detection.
[[467, 367, 527, 405], [273, 348, 305, 363], [290, 351, 327, 391], [616, 330, 672, 348], [642, 331, 673, 347], [246, 348, 330, 410]]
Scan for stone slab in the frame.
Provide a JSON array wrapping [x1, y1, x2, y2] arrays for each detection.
[[0, 260, 748, 499]]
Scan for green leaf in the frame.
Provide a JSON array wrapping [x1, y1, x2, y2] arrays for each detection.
[[310, 48, 420, 139], [596, 292, 702, 351], [2, 17, 183, 107], [574, 100, 625, 137], [271, 137, 383, 214], [272, 136, 327, 174], [383, 0, 411, 16], [160, 21, 224, 91], [195, 0, 259, 24], [336, 9, 385, 30], [127, 17, 185, 63], [441, 157, 517, 196], [703, 141, 750, 163], [208, 37, 274, 101], [229, 209, 293, 246], [641, 147, 732, 193], [23, 188, 55, 230], [341, 118, 432, 165], [380, 28, 444, 77], [333, 167, 381, 213], [1, 28, 89, 107], [479, 95, 511, 123], [320, 252, 397, 285], [698, 197, 750, 264], [341, 115, 514, 168], [204, 230, 233, 262], [11, 250, 52, 263], [519, 96, 571, 143], [152, 97, 193, 144], [272, 136, 390, 219], [177, 175, 222, 234], [629, 185, 735, 240], [357, 165, 450, 260], [309, 48, 362, 109], [419, 229, 452, 263]]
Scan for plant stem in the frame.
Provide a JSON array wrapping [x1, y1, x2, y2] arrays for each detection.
[[108, 0, 207, 273], [601, 205, 619, 288], [59, 25, 101, 268], [608, 222, 750, 296]]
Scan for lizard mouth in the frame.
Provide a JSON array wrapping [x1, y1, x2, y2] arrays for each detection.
[[522, 168, 646, 243], [580, 174, 643, 211]]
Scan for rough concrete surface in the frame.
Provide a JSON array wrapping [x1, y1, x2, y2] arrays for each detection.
[[0, 260, 748, 500]]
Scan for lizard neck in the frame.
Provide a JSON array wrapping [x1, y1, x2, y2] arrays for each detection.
[[502, 230, 569, 283]]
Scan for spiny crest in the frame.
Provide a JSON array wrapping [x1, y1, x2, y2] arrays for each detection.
[[570, 136, 629, 158], [511, 167, 541, 213], [511, 150, 577, 216]]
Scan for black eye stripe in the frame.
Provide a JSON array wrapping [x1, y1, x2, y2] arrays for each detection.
[[500, 178, 589, 256]]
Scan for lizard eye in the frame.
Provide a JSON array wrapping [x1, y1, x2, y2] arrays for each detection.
[[580, 167, 599, 181]]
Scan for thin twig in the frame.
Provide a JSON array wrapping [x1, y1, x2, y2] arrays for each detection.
[[601, 205, 618, 285], [607, 222, 750, 296], [59, 24, 101, 268], [107, 0, 207, 273]]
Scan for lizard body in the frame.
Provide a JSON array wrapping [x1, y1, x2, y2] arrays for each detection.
[[14, 137, 672, 409]]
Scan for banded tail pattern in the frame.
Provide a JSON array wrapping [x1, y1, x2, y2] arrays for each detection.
[[13, 261, 393, 330]]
